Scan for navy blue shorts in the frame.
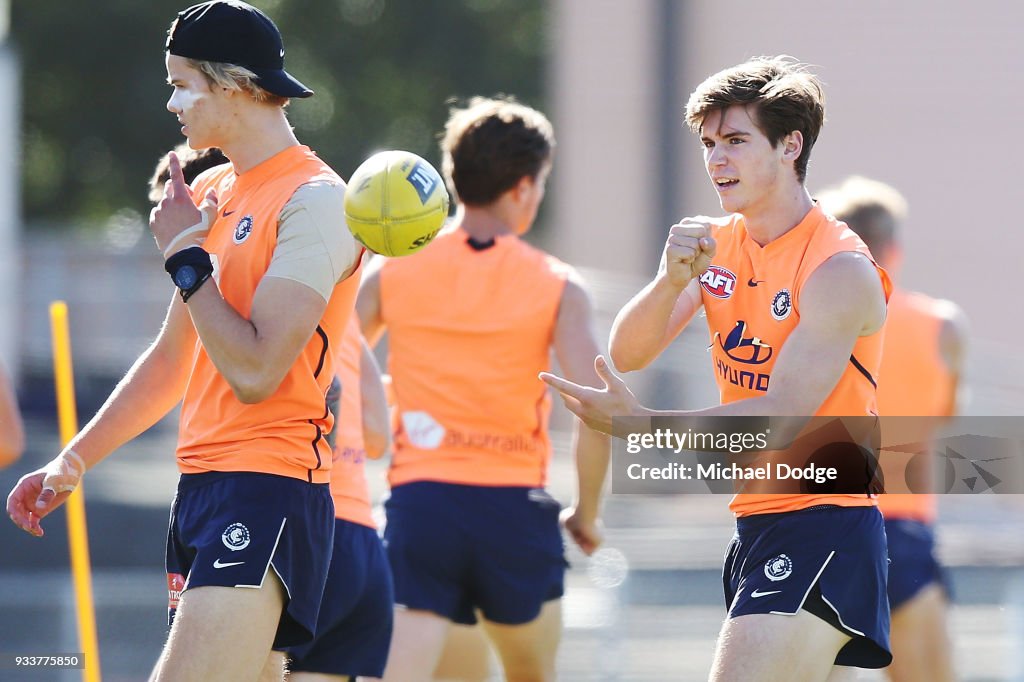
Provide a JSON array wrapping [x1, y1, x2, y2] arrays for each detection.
[[384, 481, 566, 626], [165, 472, 334, 649], [884, 518, 951, 610], [287, 519, 394, 677], [723, 505, 891, 669]]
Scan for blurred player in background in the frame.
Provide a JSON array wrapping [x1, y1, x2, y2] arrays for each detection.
[[377, 374, 499, 682], [543, 57, 893, 681], [819, 176, 964, 682], [7, 1, 362, 679], [287, 315, 395, 680], [0, 362, 24, 468], [358, 96, 611, 682]]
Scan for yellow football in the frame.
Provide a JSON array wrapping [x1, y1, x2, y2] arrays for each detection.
[[344, 150, 449, 257]]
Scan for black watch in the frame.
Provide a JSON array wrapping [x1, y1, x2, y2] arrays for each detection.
[[165, 247, 214, 302], [173, 264, 200, 291]]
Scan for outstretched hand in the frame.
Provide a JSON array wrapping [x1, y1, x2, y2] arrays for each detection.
[[149, 151, 218, 258], [539, 355, 643, 437]]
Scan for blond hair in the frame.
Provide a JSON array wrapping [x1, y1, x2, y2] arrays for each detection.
[[189, 59, 289, 107]]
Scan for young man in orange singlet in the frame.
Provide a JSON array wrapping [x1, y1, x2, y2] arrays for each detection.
[[542, 57, 892, 681], [820, 176, 965, 682], [357, 96, 611, 682], [151, 143, 397, 681], [155, 144, 394, 680], [7, 3, 361, 679]]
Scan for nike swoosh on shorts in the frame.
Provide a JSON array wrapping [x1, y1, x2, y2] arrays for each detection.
[[213, 558, 245, 569]]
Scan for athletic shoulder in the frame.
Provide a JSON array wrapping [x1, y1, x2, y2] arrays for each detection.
[[284, 179, 345, 213], [269, 180, 357, 294]]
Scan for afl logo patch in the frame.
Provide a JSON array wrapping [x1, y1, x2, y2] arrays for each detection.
[[699, 265, 737, 299], [771, 289, 792, 321], [765, 554, 793, 581], [233, 215, 254, 244], [222, 522, 250, 551]]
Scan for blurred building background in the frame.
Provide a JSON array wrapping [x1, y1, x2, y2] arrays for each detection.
[[1, 1, 1022, 680]]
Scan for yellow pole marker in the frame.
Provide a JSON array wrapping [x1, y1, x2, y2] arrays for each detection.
[[50, 301, 101, 682]]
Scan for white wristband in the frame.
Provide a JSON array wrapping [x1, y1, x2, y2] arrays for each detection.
[[162, 213, 212, 259], [41, 449, 86, 494]]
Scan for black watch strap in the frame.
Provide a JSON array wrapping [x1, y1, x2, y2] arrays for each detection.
[[165, 247, 215, 302], [181, 271, 212, 302]]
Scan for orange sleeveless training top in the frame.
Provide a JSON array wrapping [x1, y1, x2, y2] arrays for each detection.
[[330, 314, 376, 528], [177, 146, 358, 484], [380, 226, 570, 488], [875, 289, 956, 522], [699, 204, 892, 516]]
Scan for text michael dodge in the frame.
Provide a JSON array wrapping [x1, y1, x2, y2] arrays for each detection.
[[625, 461, 839, 484]]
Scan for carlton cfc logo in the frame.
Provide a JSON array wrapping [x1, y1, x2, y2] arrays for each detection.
[[765, 554, 793, 581], [771, 289, 792, 321], [222, 522, 250, 551], [700, 265, 737, 299], [233, 215, 254, 244]]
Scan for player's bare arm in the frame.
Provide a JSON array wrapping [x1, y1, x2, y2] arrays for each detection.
[[544, 251, 886, 438], [7, 292, 196, 536], [552, 273, 612, 555], [186, 275, 329, 404], [359, 337, 390, 460], [609, 219, 715, 371], [356, 255, 386, 346]]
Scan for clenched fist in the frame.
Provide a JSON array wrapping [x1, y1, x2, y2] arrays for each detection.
[[658, 217, 717, 290]]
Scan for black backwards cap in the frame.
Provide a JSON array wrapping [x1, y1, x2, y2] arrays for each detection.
[[166, 0, 313, 99]]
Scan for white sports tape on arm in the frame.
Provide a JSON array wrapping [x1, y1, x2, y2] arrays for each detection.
[[41, 450, 86, 494], [162, 213, 212, 259]]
